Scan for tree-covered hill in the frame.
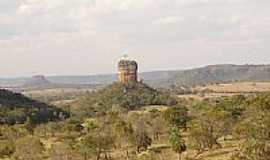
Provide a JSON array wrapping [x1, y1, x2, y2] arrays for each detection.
[[169, 64, 270, 86], [0, 89, 68, 124], [72, 82, 177, 117]]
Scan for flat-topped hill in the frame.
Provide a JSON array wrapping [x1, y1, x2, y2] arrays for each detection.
[[23, 75, 51, 87]]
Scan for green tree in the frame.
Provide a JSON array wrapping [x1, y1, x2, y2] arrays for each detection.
[[169, 127, 186, 160], [188, 109, 232, 154], [76, 119, 115, 160], [149, 112, 167, 141], [127, 112, 152, 153], [163, 105, 188, 130], [108, 111, 135, 159], [233, 109, 270, 160]]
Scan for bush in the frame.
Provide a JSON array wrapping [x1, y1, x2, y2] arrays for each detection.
[[0, 140, 15, 158]]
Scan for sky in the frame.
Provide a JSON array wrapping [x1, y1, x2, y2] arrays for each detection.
[[0, 0, 270, 77]]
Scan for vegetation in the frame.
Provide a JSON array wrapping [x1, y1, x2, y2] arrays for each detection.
[[0, 89, 68, 124], [168, 64, 270, 86], [1, 81, 270, 160], [72, 82, 177, 117]]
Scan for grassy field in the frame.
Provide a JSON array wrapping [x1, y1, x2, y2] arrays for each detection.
[[178, 93, 237, 100], [178, 82, 270, 100], [23, 81, 270, 102], [195, 81, 270, 93], [22, 88, 93, 104], [23, 88, 93, 97]]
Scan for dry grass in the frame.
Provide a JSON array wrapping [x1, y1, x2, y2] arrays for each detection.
[[23, 88, 92, 97], [179, 82, 270, 100], [178, 93, 237, 100], [195, 82, 270, 93]]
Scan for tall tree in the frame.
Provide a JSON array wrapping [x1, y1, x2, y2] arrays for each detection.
[[169, 127, 186, 160]]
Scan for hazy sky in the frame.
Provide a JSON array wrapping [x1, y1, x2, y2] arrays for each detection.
[[0, 0, 270, 77]]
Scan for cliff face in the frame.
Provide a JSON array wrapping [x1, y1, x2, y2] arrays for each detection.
[[118, 59, 138, 84]]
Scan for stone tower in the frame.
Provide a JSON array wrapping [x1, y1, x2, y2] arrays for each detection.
[[118, 55, 138, 84]]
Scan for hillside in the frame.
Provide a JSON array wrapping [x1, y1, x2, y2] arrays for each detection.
[[0, 75, 102, 92], [22, 75, 51, 88], [195, 82, 270, 93], [46, 64, 270, 87], [71, 82, 177, 116], [1, 64, 270, 88], [0, 89, 67, 124], [170, 64, 270, 86], [2, 89, 270, 160]]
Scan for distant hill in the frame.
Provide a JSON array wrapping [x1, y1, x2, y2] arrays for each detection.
[[48, 74, 116, 85], [0, 89, 67, 124], [0, 75, 102, 91], [46, 64, 270, 87], [170, 64, 270, 86], [1, 64, 270, 88], [46, 71, 178, 87], [23, 75, 51, 87]]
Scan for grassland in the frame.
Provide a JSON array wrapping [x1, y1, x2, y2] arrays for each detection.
[[195, 81, 270, 93], [22, 88, 93, 104], [178, 82, 270, 100], [4, 81, 267, 160]]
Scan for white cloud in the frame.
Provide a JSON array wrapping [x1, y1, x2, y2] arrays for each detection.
[[0, 0, 270, 76], [153, 16, 185, 25]]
